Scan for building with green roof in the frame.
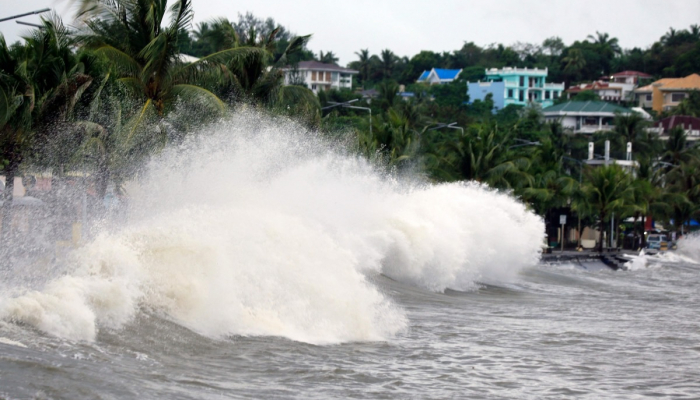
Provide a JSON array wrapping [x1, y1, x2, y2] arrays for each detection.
[[542, 101, 633, 133]]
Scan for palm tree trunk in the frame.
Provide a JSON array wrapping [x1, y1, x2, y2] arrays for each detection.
[[632, 212, 640, 250], [1, 163, 17, 244], [598, 211, 606, 252]]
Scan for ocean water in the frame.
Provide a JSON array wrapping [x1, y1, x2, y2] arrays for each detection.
[[1, 114, 698, 399]]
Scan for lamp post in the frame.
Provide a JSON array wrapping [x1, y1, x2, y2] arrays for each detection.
[[508, 138, 541, 149], [0, 8, 51, 24], [428, 122, 464, 136], [322, 99, 372, 136]]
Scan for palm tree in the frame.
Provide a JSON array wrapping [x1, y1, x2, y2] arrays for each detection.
[[613, 112, 648, 157], [562, 48, 586, 79], [380, 49, 397, 80], [1, 16, 93, 240], [354, 49, 371, 84], [74, 0, 244, 135], [587, 31, 621, 55], [317, 51, 338, 65], [580, 164, 634, 251], [192, 18, 238, 55]]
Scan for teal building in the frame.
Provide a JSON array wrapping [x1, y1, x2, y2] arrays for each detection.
[[467, 67, 565, 110]]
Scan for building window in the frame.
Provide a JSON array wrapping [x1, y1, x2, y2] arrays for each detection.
[[519, 90, 524, 101], [553, 91, 559, 99], [519, 76, 525, 87], [311, 84, 317, 90], [508, 89, 514, 98], [672, 93, 686, 102], [312, 71, 317, 81], [646, 94, 652, 101], [545, 90, 550, 100]]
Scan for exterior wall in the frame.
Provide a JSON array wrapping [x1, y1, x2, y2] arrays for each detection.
[[481, 67, 563, 108], [636, 92, 653, 108], [284, 69, 354, 94], [467, 81, 505, 110], [652, 84, 665, 112], [662, 91, 688, 111], [544, 113, 617, 133]]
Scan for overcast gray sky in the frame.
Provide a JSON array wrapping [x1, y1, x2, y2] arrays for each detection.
[[1, 0, 698, 66]]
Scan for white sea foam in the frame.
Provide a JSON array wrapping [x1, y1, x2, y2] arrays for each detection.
[[676, 233, 700, 264], [0, 112, 544, 343]]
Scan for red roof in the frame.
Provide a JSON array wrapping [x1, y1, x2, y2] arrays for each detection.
[[654, 115, 700, 132], [565, 81, 616, 93]]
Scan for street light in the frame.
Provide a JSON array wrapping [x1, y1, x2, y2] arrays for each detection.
[[509, 138, 541, 149], [428, 122, 464, 136], [322, 99, 372, 136], [0, 8, 51, 23], [15, 21, 44, 28]]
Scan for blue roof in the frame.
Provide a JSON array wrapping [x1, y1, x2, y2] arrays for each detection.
[[434, 69, 461, 80], [417, 70, 430, 81]]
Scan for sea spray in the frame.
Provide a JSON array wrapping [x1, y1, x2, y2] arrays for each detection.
[[0, 111, 544, 343], [676, 233, 700, 264]]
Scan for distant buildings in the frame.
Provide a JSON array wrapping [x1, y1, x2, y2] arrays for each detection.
[[566, 81, 636, 102], [466, 67, 565, 110], [416, 68, 462, 84], [542, 101, 633, 134], [282, 61, 358, 94], [601, 70, 653, 85], [634, 73, 700, 112]]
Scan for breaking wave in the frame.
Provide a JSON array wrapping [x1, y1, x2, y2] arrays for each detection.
[[0, 112, 544, 343]]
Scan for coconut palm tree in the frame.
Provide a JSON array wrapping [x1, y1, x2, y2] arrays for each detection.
[[74, 0, 249, 137], [380, 49, 397, 80], [354, 49, 371, 85], [580, 164, 634, 251], [1, 16, 93, 240], [587, 31, 621, 55], [562, 48, 586, 81]]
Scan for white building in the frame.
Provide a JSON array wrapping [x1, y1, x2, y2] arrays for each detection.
[[542, 101, 634, 134], [282, 61, 358, 94]]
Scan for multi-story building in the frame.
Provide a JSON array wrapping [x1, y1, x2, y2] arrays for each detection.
[[634, 74, 700, 112], [467, 67, 565, 110], [566, 81, 636, 102], [601, 70, 653, 85], [282, 61, 358, 94]]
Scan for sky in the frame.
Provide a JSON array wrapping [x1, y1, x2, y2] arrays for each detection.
[[2, 0, 699, 66]]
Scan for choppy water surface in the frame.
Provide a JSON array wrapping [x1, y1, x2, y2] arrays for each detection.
[[1, 114, 698, 399]]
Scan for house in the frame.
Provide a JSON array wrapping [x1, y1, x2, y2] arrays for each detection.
[[416, 68, 462, 85], [542, 101, 633, 134], [566, 81, 636, 102], [634, 74, 700, 112], [466, 67, 565, 110], [600, 70, 653, 85], [282, 61, 358, 94], [648, 115, 700, 140]]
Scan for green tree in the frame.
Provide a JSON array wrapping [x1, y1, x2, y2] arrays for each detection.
[[580, 164, 634, 251], [1, 17, 93, 240]]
